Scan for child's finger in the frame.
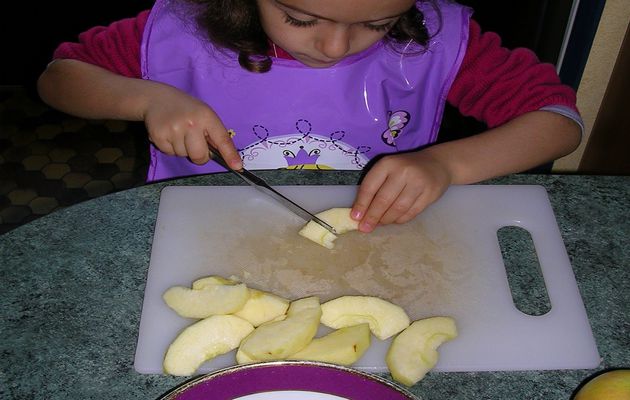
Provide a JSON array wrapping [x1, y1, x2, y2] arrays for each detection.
[[155, 136, 176, 156], [361, 180, 404, 231], [172, 139, 189, 158], [148, 129, 174, 155], [394, 196, 429, 224], [394, 187, 443, 224], [378, 184, 420, 225], [207, 129, 242, 170], [351, 168, 388, 224], [356, 176, 404, 233], [185, 131, 210, 165]]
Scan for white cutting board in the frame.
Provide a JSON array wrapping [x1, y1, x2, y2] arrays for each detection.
[[134, 185, 600, 374]]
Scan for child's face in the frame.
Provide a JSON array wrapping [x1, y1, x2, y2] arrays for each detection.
[[257, 0, 416, 68]]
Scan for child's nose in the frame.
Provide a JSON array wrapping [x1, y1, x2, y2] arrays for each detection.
[[317, 25, 351, 60]]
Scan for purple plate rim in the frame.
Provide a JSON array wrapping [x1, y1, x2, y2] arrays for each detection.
[[158, 360, 418, 400]]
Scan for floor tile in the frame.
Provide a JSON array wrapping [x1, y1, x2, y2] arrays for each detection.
[[0, 87, 150, 235]]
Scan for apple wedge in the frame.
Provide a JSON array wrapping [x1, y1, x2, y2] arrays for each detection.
[[386, 316, 458, 386], [191, 276, 290, 327], [233, 289, 290, 327], [299, 208, 359, 249], [290, 323, 371, 365], [191, 275, 236, 289], [163, 315, 254, 376], [321, 295, 410, 340], [163, 280, 249, 319], [236, 296, 321, 363]]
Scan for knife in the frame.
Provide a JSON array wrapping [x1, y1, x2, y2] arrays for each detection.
[[208, 149, 338, 234]]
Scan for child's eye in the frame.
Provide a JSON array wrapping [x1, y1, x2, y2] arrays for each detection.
[[284, 13, 318, 28], [364, 21, 395, 32]]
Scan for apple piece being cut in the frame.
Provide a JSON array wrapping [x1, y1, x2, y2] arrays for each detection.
[[321, 295, 410, 340], [236, 296, 321, 363], [163, 280, 249, 319], [386, 316, 458, 386], [233, 289, 290, 327], [290, 323, 371, 365], [163, 314, 254, 376], [299, 208, 359, 249]]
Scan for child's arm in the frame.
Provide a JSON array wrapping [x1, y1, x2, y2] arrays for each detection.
[[351, 110, 580, 232], [37, 59, 242, 169]]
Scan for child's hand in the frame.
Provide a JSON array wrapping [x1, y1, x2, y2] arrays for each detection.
[[143, 87, 242, 170], [351, 151, 452, 233]]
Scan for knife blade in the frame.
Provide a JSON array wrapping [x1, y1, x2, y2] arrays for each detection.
[[208, 149, 338, 234]]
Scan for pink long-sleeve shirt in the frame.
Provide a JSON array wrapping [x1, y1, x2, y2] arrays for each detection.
[[52, 10, 582, 130]]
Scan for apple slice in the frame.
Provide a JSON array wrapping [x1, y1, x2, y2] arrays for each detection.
[[163, 314, 254, 376], [233, 289, 290, 327], [290, 323, 371, 365], [191, 276, 290, 327], [191, 275, 236, 289], [321, 295, 410, 340], [386, 316, 458, 386], [163, 281, 249, 319], [236, 296, 321, 363], [299, 208, 359, 249]]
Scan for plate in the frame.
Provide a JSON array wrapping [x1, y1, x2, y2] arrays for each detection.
[[159, 361, 417, 400]]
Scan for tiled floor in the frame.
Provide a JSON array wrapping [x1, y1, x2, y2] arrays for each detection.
[[0, 86, 150, 235]]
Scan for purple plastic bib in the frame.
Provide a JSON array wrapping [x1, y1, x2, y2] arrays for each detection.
[[141, 0, 471, 181]]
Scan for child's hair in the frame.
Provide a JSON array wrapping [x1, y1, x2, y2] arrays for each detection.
[[185, 0, 432, 73]]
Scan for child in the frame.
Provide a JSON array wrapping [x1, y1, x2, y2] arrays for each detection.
[[37, 0, 582, 233]]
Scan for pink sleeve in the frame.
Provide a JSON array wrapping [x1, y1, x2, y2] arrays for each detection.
[[52, 10, 150, 78], [447, 19, 580, 128]]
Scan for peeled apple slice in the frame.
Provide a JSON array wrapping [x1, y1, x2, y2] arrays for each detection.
[[321, 295, 410, 340], [233, 289, 290, 327], [386, 316, 458, 386], [191, 275, 236, 289], [163, 315, 254, 376], [191, 275, 290, 326], [290, 323, 371, 365], [236, 296, 321, 363], [163, 281, 249, 319], [299, 208, 359, 249]]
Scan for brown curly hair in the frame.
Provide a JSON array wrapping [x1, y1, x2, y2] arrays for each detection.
[[185, 0, 434, 73]]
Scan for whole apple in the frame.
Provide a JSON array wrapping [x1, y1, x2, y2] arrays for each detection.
[[574, 369, 630, 400]]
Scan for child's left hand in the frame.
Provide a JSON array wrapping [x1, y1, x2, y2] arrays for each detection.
[[351, 151, 452, 233]]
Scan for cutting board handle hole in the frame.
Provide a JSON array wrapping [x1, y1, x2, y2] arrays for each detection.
[[497, 226, 552, 316]]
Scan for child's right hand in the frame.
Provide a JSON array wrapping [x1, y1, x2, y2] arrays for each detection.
[[143, 86, 242, 170]]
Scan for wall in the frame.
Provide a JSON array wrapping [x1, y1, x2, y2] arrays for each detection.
[[553, 0, 630, 172], [579, 25, 630, 174]]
